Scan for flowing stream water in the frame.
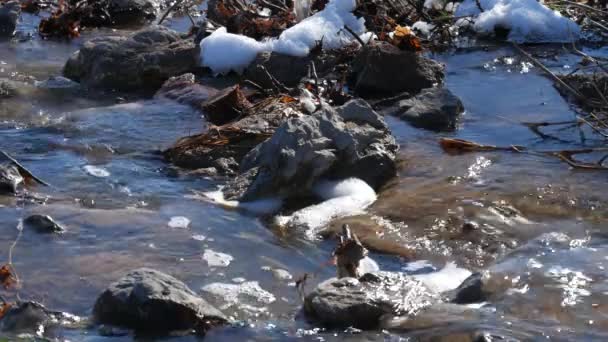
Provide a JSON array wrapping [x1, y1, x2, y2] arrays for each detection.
[[1, 8, 608, 342]]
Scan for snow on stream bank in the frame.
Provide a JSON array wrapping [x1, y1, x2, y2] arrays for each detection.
[[456, 0, 580, 42], [200, 0, 369, 74]]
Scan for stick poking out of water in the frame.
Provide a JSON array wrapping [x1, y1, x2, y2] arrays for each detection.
[[0, 150, 50, 187]]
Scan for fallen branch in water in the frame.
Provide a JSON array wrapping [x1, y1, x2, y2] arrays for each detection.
[[512, 43, 584, 101], [0, 150, 50, 187], [439, 138, 608, 170]]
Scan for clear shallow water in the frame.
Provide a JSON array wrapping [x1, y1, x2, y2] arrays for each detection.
[[1, 10, 608, 341]]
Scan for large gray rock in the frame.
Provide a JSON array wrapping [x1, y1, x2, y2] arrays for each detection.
[[93, 268, 228, 334], [63, 26, 200, 91], [304, 271, 438, 329], [387, 87, 464, 131], [0, 1, 19, 38], [225, 99, 398, 200], [352, 42, 444, 97]]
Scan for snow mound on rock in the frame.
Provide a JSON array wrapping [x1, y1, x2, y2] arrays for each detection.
[[456, 0, 580, 43], [200, 0, 369, 74]]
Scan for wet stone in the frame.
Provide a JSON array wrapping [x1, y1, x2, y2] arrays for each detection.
[[93, 268, 228, 334], [63, 26, 200, 91], [351, 42, 445, 97], [0, 1, 19, 38], [386, 87, 465, 131], [155, 73, 219, 110], [0, 301, 80, 336], [304, 271, 439, 329], [24, 214, 66, 234]]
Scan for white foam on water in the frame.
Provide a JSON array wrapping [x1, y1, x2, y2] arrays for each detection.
[[202, 249, 234, 268], [201, 281, 276, 310], [168, 216, 190, 229], [83, 165, 110, 178], [413, 261, 472, 293]]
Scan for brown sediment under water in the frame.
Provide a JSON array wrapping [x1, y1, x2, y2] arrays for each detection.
[[1, 11, 608, 341]]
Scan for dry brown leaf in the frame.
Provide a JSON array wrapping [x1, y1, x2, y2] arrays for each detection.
[[280, 95, 297, 103], [0, 302, 11, 319], [0, 264, 16, 290]]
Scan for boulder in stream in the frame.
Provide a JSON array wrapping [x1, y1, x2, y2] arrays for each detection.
[[0, 1, 19, 38], [63, 26, 200, 91], [304, 271, 438, 329], [351, 42, 444, 97], [24, 214, 66, 234], [386, 87, 465, 131], [224, 98, 398, 201], [93, 268, 228, 334]]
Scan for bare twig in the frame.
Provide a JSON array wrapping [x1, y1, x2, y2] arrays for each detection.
[[512, 43, 585, 101], [158, 0, 187, 25], [0, 150, 50, 187], [343, 25, 366, 46]]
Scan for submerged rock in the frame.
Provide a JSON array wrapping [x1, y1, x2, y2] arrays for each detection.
[[155, 73, 219, 110], [351, 42, 444, 97], [24, 214, 66, 234], [385, 88, 464, 131], [0, 301, 80, 336], [63, 26, 199, 91], [304, 271, 438, 329], [225, 98, 397, 200], [93, 268, 228, 334], [0, 1, 19, 38], [445, 272, 491, 304], [0, 163, 23, 194]]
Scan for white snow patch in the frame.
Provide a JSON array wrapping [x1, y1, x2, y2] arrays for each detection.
[[203, 249, 234, 267], [413, 261, 472, 293], [168, 216, 190, 229], [455, 0, 580, 42], [83, 165, 110, 178], [412, 21, 435, 37], [275, 178, 377, 239], [201, 189, 284, 215], [200, 0, 369, 74]]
